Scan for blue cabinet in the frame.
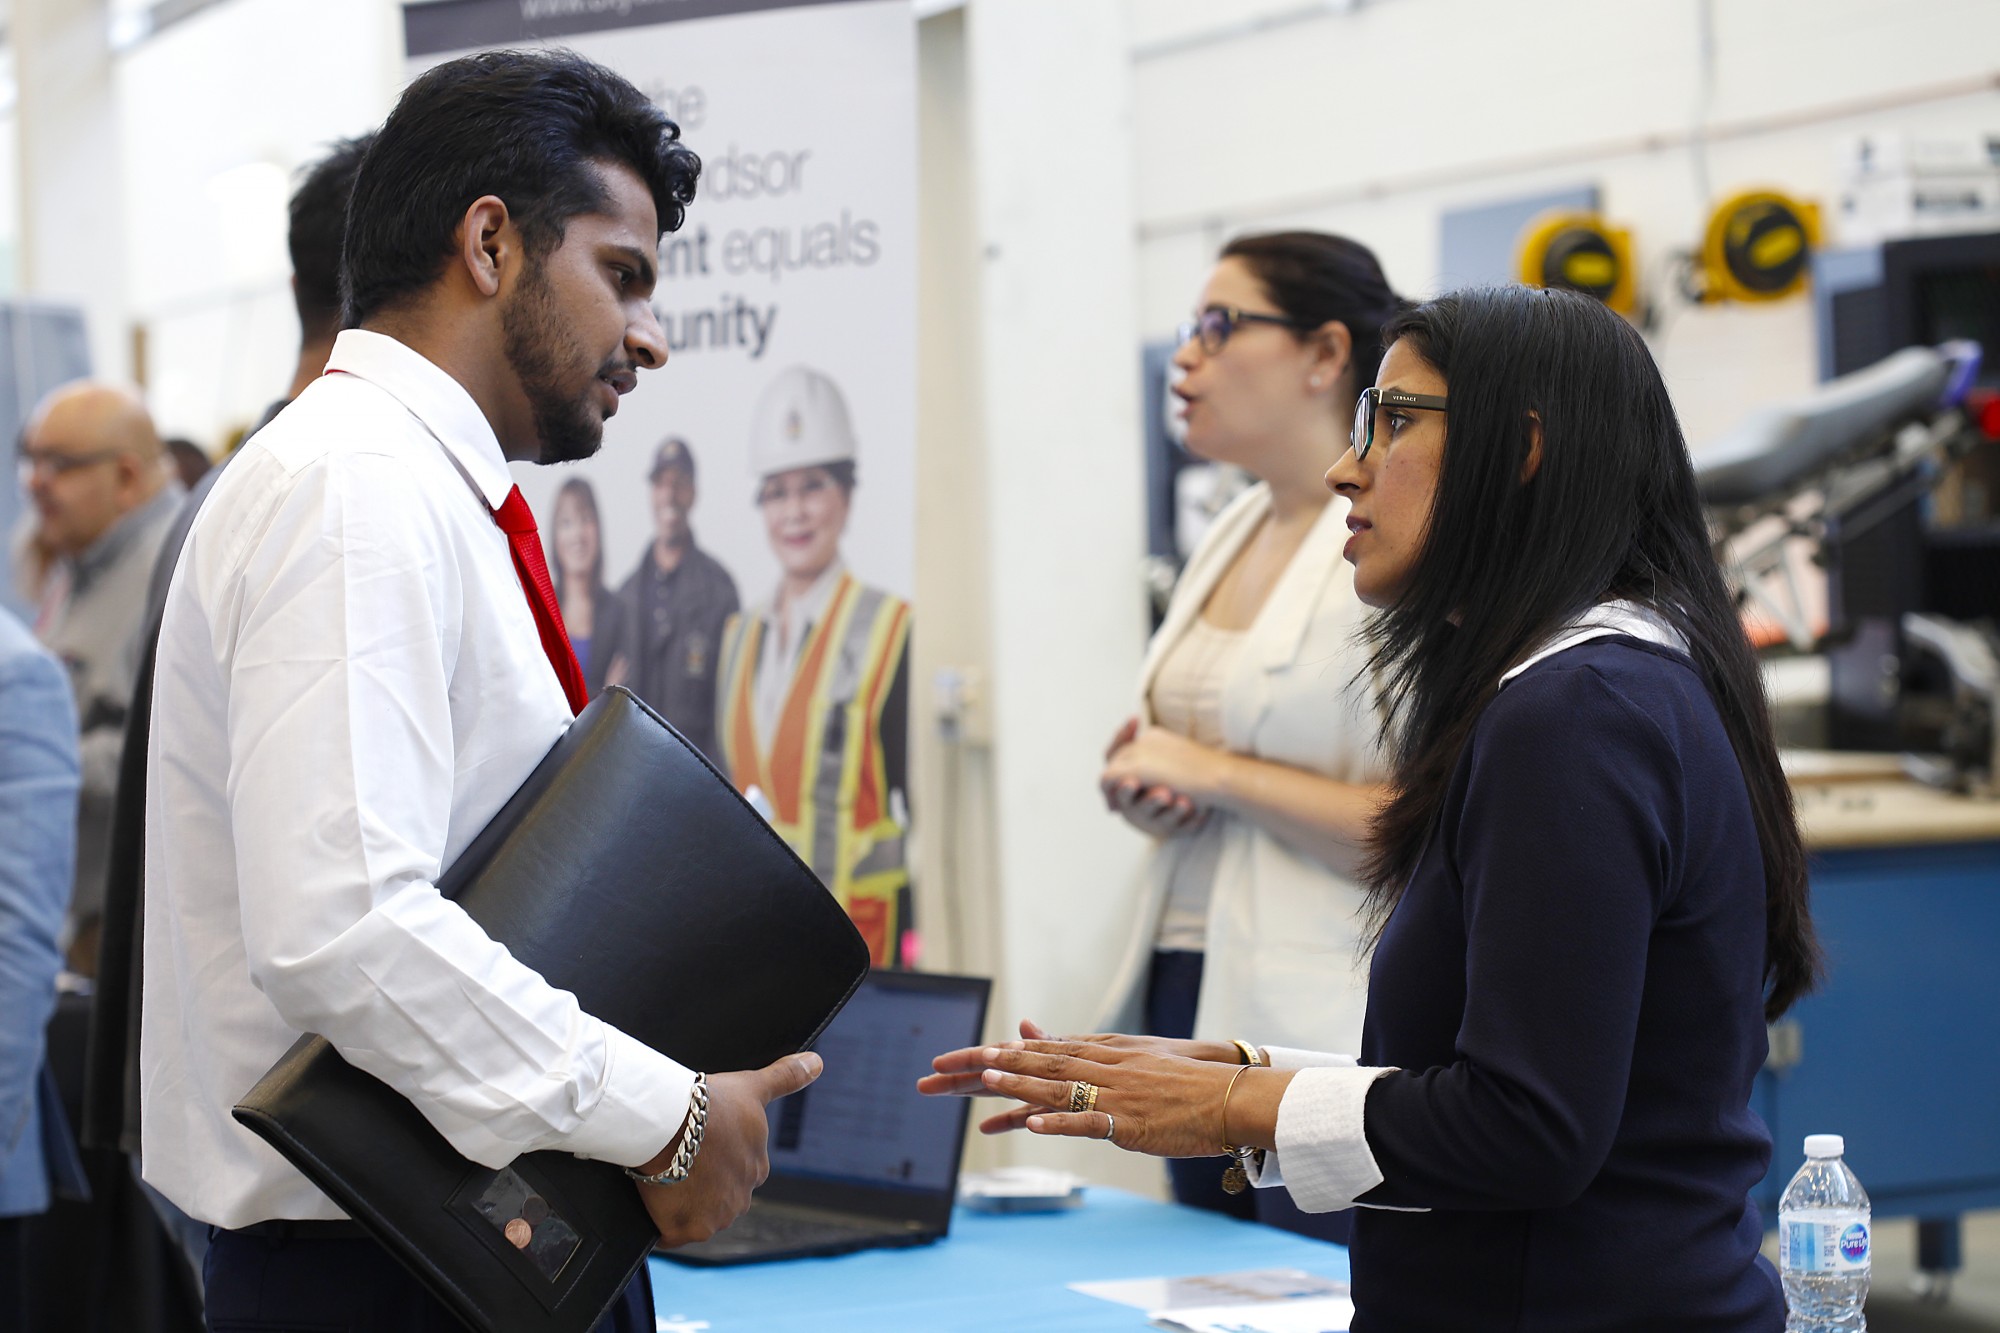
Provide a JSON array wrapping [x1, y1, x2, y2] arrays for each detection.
[[1752, 839, 2000, 1221]]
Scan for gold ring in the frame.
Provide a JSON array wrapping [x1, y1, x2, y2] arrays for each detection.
[[1068, 1080, 1099, 1114]]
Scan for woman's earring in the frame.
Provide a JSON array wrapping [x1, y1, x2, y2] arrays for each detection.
[[1309, 375, 1323, 389]]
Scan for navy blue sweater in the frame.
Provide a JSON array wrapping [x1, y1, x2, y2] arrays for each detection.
[[1350, 639, 1783, 1332]]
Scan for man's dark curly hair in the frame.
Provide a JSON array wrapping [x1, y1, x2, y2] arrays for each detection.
[[341, 48, 701, 325]]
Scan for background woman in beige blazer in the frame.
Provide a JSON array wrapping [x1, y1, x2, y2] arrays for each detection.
[[1093, 232, 1400, 1240]]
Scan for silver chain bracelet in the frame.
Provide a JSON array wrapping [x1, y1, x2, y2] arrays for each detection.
[[624, 1072, 709, 1186]]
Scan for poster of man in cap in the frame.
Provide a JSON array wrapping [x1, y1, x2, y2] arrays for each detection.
[[716, 367, 910, 969], [596, 437, 741, 764]]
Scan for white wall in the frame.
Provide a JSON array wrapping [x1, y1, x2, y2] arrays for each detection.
[[115, 0, 402, 444], [9, 0, 400, 432], [13, 0, 130, 382], [1127, 0, 2000, 449], [0, 45, 20, 300]]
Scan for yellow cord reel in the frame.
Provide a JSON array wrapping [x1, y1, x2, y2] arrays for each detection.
[[1517, 211, 1638, 315], [1699, 190, 1821, 303]]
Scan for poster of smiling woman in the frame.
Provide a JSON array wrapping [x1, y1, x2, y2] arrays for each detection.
[[403, 0, 917, 967]]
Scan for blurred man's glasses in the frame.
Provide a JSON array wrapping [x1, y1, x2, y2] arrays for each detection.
[[17, 444, 121, 481], [1351, 387, 1449, 462], [1175, 305, 1315, 356]]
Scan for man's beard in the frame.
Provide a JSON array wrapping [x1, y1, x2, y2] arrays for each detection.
[[502, 263, 614, 466]]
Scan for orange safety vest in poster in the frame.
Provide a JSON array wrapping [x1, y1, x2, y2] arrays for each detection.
[[717, 573, 910, 966]]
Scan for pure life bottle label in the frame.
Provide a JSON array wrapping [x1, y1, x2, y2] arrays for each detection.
[[1782, 1217, 1871, 1272]]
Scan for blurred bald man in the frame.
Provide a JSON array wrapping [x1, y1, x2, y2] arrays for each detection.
[[20, 381, 179, 974]]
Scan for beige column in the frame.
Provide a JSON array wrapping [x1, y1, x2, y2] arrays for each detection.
[[949, 0, 1156, 1191]]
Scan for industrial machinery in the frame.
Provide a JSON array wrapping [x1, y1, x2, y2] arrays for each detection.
[[1814, 227, 2000, 382], [1697, 340, 1998, 793]]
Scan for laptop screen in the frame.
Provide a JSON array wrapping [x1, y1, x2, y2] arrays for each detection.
[[765, 971, 989, 1194]]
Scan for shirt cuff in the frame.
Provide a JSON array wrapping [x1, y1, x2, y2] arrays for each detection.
[[563, 1025, 695, 1168], [1262, 1046, 1359, 1071], [1246, 1064, 1397, 1212]]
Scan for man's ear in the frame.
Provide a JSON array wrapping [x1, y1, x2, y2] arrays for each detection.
[[112, 451, 149, 506], [456, 194, 515, 298], [1522, 410, 1544, 483]]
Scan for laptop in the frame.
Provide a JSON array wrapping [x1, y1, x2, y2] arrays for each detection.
[[660, 969, 991, 1266]]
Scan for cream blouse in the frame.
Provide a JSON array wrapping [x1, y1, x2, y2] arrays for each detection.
[[1146, 616, 1249, 952]]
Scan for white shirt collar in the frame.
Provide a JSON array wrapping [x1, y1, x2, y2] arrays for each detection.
[[323, 329, 514, 510], [1498, 599, 1689, 688]]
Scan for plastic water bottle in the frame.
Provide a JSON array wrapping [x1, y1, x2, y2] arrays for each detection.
[[1779, 1134, 1871, 1332]]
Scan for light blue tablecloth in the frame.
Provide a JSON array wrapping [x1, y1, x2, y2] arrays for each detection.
[[649, 1186, 1350, 1331]]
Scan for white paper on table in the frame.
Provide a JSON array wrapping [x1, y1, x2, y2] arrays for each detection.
[[1148, 1294, 1355, 1333], [1068, 1268, 1347, 1312]]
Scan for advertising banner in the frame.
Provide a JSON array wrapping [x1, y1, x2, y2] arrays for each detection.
[[405, 0, 917, 964]]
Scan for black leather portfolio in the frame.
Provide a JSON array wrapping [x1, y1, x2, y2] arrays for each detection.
[[233, 686, 870, 1333]]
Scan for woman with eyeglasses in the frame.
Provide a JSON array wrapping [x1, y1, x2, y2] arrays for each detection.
[[1088, 232, 1401, 1242], [927, 286, 1816, 1330]]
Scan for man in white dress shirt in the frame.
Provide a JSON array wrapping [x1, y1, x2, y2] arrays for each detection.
[[142, 50, 819, 1331]]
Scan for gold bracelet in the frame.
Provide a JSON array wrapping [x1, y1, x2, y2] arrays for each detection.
[[1230, 1038, 1264, 1068], [1219, 1063, 1253, 1155], [1219, 1064, 1256, 1195]]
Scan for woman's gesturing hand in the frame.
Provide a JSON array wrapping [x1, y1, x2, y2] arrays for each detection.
[[916, 1021, 1291, 1160], [1103, 778, 1205, 838], [918, 1019, 1241, 1096], [1104, 724, 1229, 799], [1100, 718, 1210, 838]]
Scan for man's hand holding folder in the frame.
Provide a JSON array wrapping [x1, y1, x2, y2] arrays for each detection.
[[235, 690, 871, 1333], [640, 1052, 825, 1247]]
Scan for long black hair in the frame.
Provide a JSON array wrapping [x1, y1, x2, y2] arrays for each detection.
[[1220, 231, 1405, 399], [1360, 286, 1818, 1020]]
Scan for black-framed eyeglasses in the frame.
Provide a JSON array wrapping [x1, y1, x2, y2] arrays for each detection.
[[1175, 305, 1315, 355], [1351, 386, 1449, 461]]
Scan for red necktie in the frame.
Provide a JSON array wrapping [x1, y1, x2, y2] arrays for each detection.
[[492, 486, 589, 715]]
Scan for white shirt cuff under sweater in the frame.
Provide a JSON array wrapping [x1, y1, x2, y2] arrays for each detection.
[[1247, 1046, 1404, 1213]]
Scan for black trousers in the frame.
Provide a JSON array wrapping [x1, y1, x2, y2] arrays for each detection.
[[203, 1226, 654, 1333], [21, 992, 203, 1333], [0, 1216, 24, 1333], [1144, 948, 1354, 1247]]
